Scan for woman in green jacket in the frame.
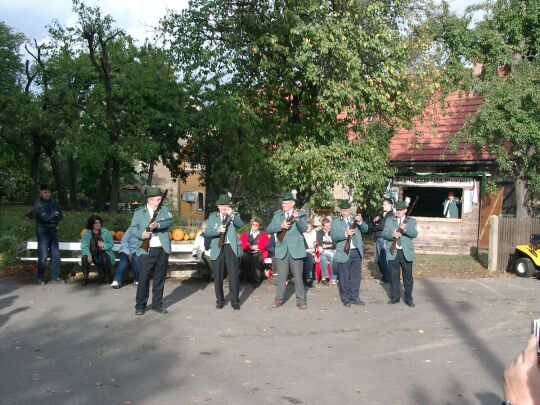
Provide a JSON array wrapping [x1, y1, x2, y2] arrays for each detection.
[[80, 214, 115, 285]]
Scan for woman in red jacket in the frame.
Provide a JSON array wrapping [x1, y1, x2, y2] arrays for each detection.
[[240, 217, 269, 286]]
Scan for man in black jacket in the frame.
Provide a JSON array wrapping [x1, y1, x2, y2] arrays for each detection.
[[33, 184, 64, 284]]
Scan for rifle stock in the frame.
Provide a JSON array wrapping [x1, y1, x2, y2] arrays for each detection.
[[389, 196, 418, 255], [141, 190, 168, 252], [217, 214, 230, 250]]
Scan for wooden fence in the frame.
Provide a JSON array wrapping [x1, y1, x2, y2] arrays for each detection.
[[496, 217, 540, 271]]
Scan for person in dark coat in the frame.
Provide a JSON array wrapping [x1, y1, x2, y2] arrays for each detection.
[[372, 198, 394, 284], [33, 184, 64, 284]]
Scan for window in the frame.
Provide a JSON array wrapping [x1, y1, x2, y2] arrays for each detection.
[[197, 192, 204, 211]]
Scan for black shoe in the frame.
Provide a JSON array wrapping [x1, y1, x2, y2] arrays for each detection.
[[321, 279, 329, 286], [135, 309, 145, 316], [216, 302, 225, 309], [343, 301, 351, 307], [232, 304, 240, 310], [37, 279, 46, 285], [351, 299, 365, 306], [387, 299, 400, 304], [82, 278, 88, 285], [405, 300, 415, 307], [152, 308, 168, 314]]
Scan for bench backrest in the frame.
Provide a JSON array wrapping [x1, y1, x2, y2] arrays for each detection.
[[25, 241, 195, 253]]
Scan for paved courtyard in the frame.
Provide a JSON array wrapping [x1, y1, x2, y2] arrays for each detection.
[[1, 276, 538, 404]]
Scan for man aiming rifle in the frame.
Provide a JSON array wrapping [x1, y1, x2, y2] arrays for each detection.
[[130, 187, 173, 316], [382, 199, 419, 308]]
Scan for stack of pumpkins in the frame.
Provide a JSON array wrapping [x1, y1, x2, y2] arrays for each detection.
[[170, 228, 197, 242]]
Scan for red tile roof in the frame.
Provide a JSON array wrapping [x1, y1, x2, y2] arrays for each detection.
[[391, 92, 492, 162]]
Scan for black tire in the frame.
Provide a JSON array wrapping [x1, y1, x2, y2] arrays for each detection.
[[514, 257, 535, 277]]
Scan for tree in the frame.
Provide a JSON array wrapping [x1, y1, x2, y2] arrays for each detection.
[[0, 22, 28, 203], [461, 61, 540, 216], [161, 0, 441, 211], [445, 0, 540, 217]]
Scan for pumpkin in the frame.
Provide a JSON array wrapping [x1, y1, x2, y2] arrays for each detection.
[[183, 234, 190, 241], [169, 231, 173, 239], [172, 228, 185, 241], [109, 230, 116, 239], [188, 231, 196, 240], [80, 228, 86, 238], [115, 231, 124, 241]]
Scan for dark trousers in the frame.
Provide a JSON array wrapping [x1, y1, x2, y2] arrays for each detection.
[[81, 254, 112, 282], [212, 244, 240, 305], [376, 237, 390, 283], [338, 248, 362, 303], [135, 247, 168, 311], [241, 251, 263, 283], [36, 227, 60, 280], [388, 249, 414, 302]]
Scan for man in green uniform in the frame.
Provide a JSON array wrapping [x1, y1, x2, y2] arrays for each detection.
[[267, 192, 308, 310], [205, 194, 244, 310], [331, 200, 369, 307], [130, 187, 173, 315], [382, 200, 418, 307], [442, 191, 460, 219]]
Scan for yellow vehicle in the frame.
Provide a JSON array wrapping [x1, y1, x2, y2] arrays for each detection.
[[513, 233, 540, 277]]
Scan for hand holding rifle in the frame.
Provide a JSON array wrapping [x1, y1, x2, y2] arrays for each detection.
[[389, 196, 418, 255], [277, 210, 299, 242], [344, 212, 362, 254]]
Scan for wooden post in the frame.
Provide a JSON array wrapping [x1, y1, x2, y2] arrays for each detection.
[[488, 215, 499, 272]]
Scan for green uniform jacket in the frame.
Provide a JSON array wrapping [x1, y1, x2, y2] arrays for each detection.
[[443, 199, 460, 219], [266, 210, 307, 260], [80, 228, 116, 264], [129, 204, 173, 256], [331, 216, 369, 263], [205, 212, 244, 260], [381, 216, 418, 261]]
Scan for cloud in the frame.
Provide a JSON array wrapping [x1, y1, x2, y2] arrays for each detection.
[[0, 0, 188, 43]]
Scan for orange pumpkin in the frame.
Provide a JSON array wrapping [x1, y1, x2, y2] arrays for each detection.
[[188, 231, 196, 240], [80, 228, 86, 238], [169, 231, 173, 239], [183, 234, 190, 241], [172, 228, 185, 241], [109, 230, 116, 239], [115, 231, 124, 241]]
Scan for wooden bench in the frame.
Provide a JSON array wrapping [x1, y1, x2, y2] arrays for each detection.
[[22, 241, 199, 266]]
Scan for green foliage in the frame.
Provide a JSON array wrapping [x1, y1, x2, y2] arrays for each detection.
[[161, 0, 441, 211], [461, 61, 540, 196]]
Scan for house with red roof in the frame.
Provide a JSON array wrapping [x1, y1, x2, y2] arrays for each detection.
[[387, 92, 504, 254]]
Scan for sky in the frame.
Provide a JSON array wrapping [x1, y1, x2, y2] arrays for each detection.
[[1, 0, 481, 44]]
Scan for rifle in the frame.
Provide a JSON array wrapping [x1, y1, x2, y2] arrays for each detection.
[[217, 213, 230, 250], [141, 190, 168, 253], [277, 210, 298, 242], [389, 196, 419, 255], [343, 215, 359, 254]]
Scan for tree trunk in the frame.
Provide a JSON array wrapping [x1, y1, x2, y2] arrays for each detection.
[[49, 148, 69, 209], [110, 157, 121, 213], [515, 179, 531, 220], [146, 160, 155, 186], [26, 147, 41, 205], [67, 154, 78, 210], [96, 159, 112, 211], [203, 162, 219, 217]]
